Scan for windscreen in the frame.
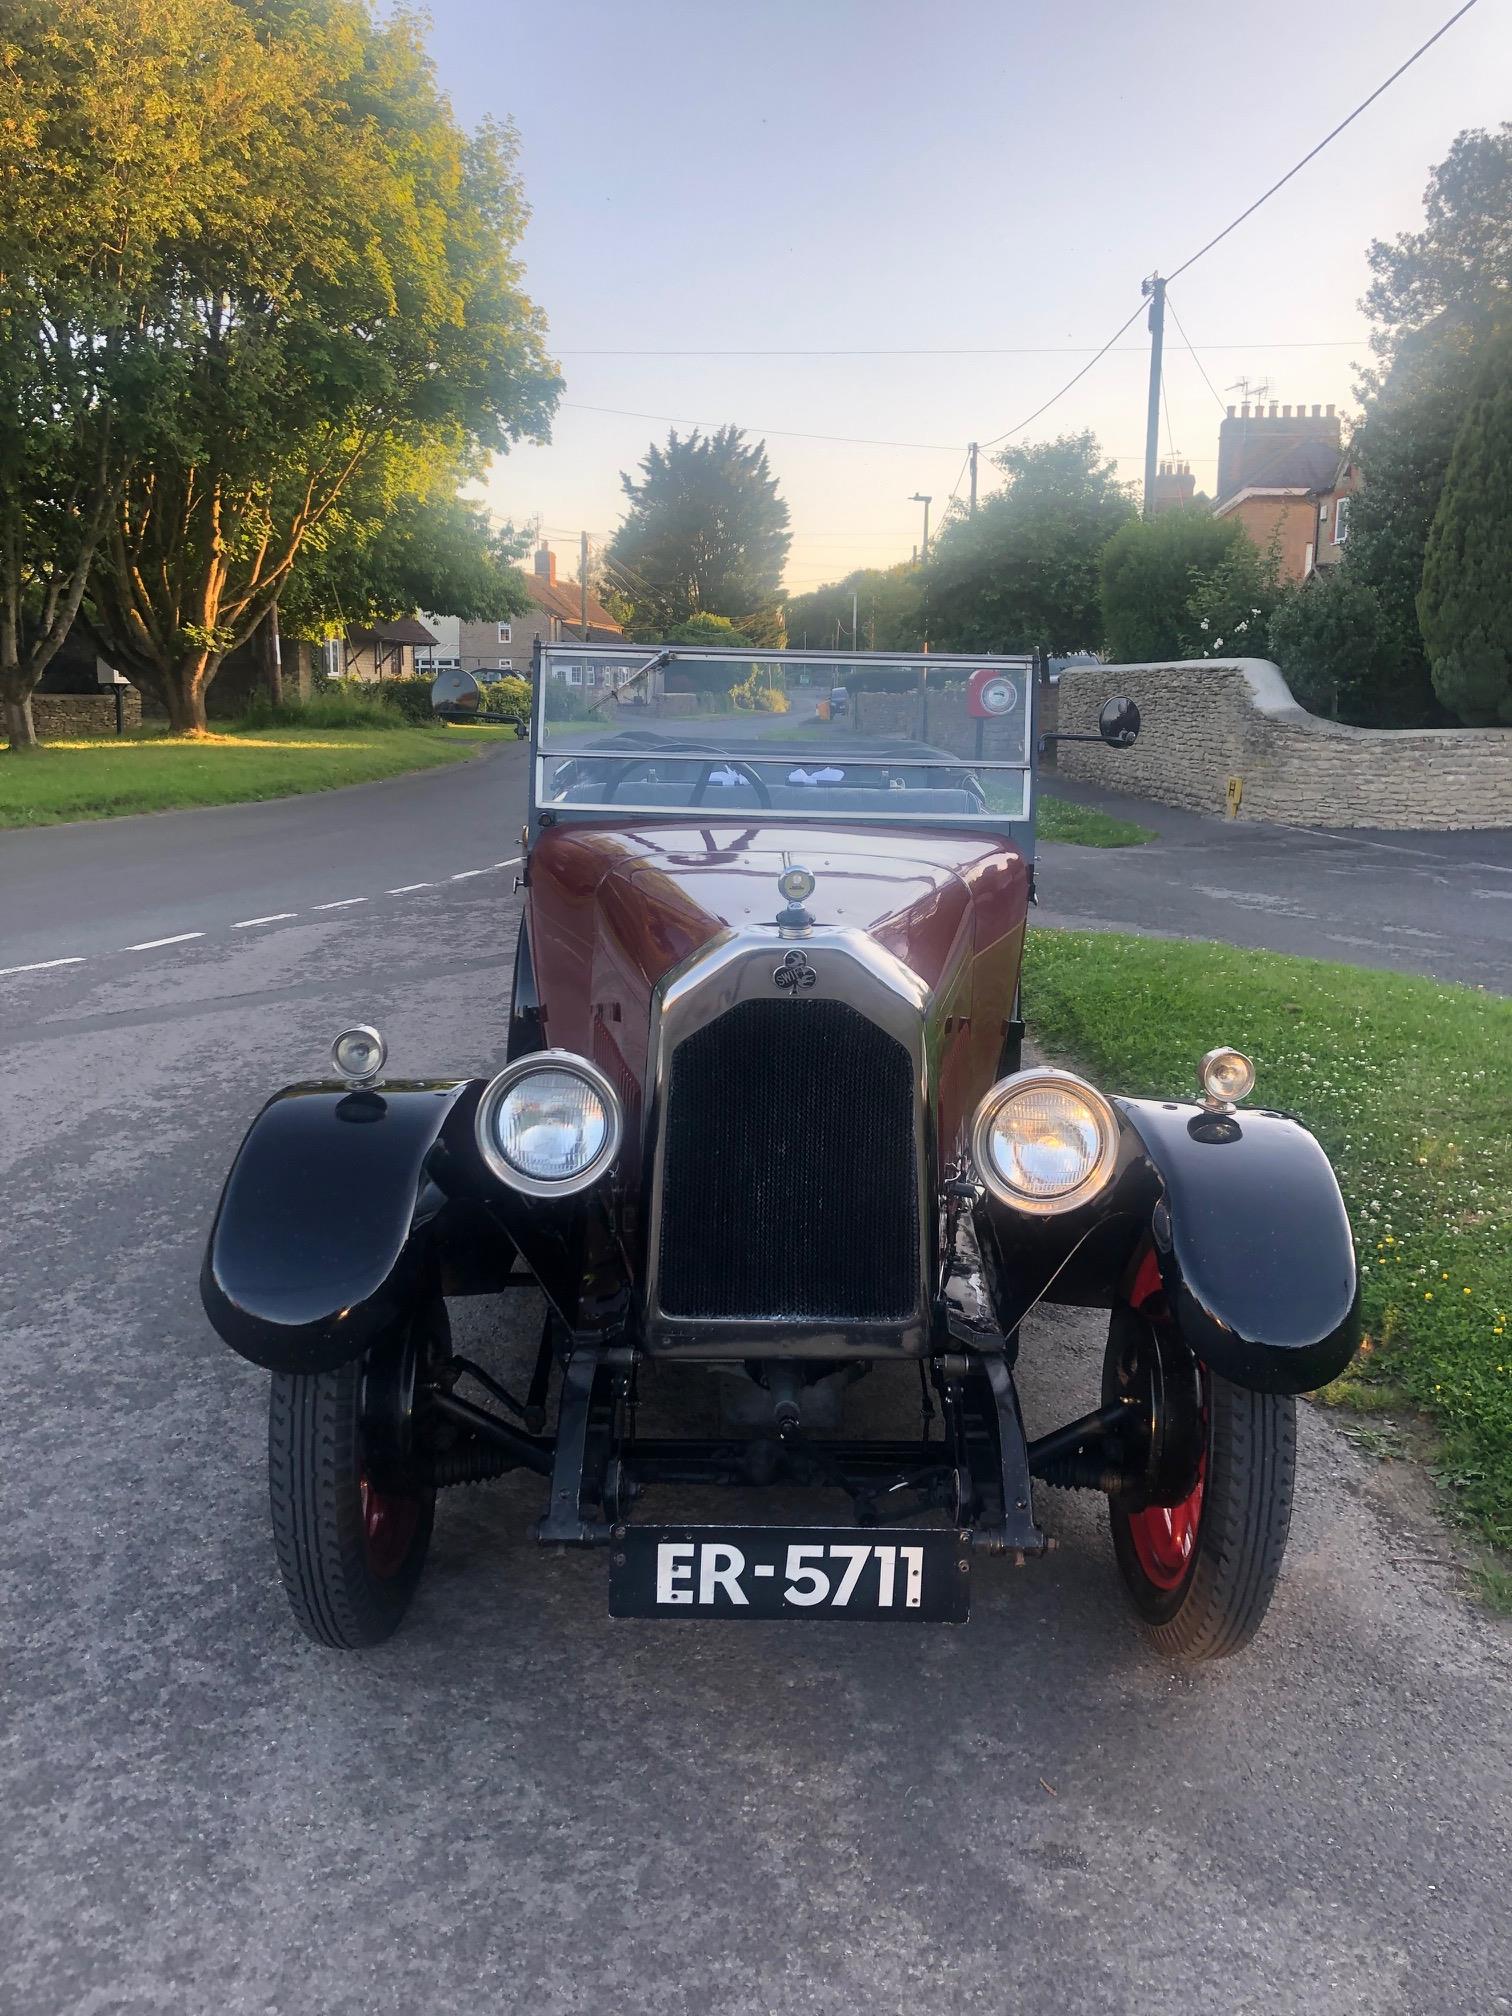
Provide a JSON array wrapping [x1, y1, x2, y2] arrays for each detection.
[[535, 649, 1034, 824]]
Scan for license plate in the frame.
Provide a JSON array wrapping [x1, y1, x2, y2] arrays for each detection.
[[608, 1526, 970, 1622]]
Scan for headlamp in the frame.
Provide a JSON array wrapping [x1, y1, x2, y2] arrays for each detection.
[[331, 1025, 386, 1084], [970, 1068, 1119, 1215], [475, 1051, 623, 1196], [1199, 1047, 1256, 1106]]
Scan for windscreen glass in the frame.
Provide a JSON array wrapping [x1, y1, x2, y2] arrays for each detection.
[[536, 650, 1033, 823]]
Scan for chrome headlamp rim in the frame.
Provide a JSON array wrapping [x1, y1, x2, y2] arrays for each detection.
[[1199, 1045, 1256, 1107], [474, 1049, 624, 1198], [331, 1024, 387, 1085], [969, 1066, 1120, 1216]]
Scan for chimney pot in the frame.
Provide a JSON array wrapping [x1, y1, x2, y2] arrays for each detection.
[[1241, 404, 1250, 419], [1282, 405, 1291, 418], [1269, 403, 1279, 419], [1312, 404, 1321, 418], [1326, 403, 1335, 418], [1226, 404, 1236, 418]]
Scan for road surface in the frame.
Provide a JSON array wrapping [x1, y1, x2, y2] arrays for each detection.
[[3, 744, 1509, 2014]]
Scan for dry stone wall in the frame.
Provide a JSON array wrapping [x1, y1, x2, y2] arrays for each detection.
[[1057, 659, 1511, 831]]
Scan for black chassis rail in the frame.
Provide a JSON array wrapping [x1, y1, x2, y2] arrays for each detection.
[[426, 1329, 1142, 1561]]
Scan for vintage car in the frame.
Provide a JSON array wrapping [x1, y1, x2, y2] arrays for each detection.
[[201, 644, 1358, 1658]]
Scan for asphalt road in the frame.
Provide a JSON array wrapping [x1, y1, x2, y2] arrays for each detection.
[[4, 745, 1511, 2015]]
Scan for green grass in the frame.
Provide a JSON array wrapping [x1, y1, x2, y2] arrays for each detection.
[[1036, 795, 1155, 847], [1024, 929, 1512, 1554], [0, 722, 492, 828]]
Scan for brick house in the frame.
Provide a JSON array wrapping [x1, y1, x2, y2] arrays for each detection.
[[1211, 401, 1358, 582], [423, 544, 628, 681]]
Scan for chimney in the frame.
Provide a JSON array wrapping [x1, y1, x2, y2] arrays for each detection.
[[1282, 405, 1292, 418], [1326, 404, 1335, 418], [534, 544, 557, 588], [1312, 404, 1321, 417], [1269, 403, 1279, 419]]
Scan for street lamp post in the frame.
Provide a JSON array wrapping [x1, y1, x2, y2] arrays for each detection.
[[908, 492, 932, 563]]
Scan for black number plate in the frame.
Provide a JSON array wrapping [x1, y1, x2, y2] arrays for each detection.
[[608, 1526, 970, 1622]]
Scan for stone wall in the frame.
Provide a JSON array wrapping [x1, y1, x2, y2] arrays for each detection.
[[1056, 658, 1511, 831], [32, 689, 142, 739]]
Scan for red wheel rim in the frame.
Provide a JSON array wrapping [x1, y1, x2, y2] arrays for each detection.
[[1126, 1452, 1204, 1590], [359, 1473, 420, 1580]]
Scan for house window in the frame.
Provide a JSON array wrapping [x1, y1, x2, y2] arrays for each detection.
[[585, 665, 598, 687], [497, 622, 512, 644], [1333, 496, 1352, 545], [497, 659, 512, 672], [564, 664, 583, 686]]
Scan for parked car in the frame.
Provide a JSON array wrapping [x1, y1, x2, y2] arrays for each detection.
[[828, 684, 850, 718], [202, 645, 1357, 1655]]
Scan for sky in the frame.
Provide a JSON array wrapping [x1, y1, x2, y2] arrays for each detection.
[[418, 0, 1512, 596]]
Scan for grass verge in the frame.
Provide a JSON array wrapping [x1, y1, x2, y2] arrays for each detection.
[[0, 723, 493, 829], [1024, 928, 1512, 1556], [1036, 795, 1154, 847]]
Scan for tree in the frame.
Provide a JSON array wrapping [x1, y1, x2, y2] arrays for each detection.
[[1417, 334, 1512, 725], [785, 563, 924, 654], [0, 0, 205, 746], [12, 0, 558, 733], [606, 426, 791, 641], [1178, 523, 1283, 661], [1099, 508, 1246, 664], [1339, 126, 1512, 726], [278, 443, 530, 638], [1267, 570, 1420, 724], [924, 434, 1133, 656]]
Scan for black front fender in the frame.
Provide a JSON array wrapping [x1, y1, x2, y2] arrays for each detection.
[[201, 1080, 479, 1374], [1115, 1096, 1359, 1394]]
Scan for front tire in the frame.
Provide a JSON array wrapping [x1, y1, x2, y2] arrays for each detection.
[[267, 1311, 440, 1649], [1105, 1304, 1296, 1661]]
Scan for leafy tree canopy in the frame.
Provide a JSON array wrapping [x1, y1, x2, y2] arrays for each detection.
[[6, 0, 559, 732], [1098, 508, 1245, 664], [924, 433, 1133, 656], [606, 426, 791, 642], [785, 564, 924, 655], [279, 441, 530, 636]]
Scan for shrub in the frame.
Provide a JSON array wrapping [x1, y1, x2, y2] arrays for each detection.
[[1100, 509, 1245, 663], [730, 666, 784, 711], [1178, 525, 1283, 660], [377, 676, 439, 725], [235, 687, 401, 730], [480, 675, 531, 723], [1268, 570, 1427, 726]]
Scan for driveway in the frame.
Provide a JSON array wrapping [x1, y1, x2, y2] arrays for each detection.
[[3, 750, 1510, 2014], [1037, 776, 1512, 991]]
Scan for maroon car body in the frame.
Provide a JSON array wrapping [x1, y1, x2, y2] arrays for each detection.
[[202, 644, 1360, 1657]]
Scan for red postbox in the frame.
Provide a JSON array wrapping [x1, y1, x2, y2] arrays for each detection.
[[966, 666, 1021, 718]]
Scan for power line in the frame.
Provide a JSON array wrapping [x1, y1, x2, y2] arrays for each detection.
[[977, 298, 1149, 448], [559, 400, 958, 452], [1165, 291, 1227, 413], [550, 339, 1366, 357], [1166, 0, 1481, 283]]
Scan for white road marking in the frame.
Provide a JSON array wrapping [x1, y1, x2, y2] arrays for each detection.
[[496, 857, 522, 869], [313, 898, 368, 911], [451, 868, 489, 880], [388, 883, 435, 894], [233, 913, 297, 928], [125, 933, 203, 951], [0, 957, 86, 977]]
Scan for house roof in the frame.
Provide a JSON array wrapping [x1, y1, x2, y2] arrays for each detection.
[[521, 575, 623, 637], [348, 617, 438, 647], [1213, 486, 1315, 519]]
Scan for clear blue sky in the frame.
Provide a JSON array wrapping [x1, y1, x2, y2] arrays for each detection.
[[419, 0, 1511, 593]]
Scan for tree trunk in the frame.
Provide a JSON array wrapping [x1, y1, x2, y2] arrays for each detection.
[[259, 603, 283, 707], [163, 651, 215, 735], [3, 691, 39, 751]]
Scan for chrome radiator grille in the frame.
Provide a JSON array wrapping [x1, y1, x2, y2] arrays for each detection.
[[655, 996, 919, 1323]]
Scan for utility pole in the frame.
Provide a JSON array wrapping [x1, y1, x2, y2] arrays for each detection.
[[852, 589, 859, 651], [968, 443, 978, 517], [909, 492, 932, 563], [579, 530, 590, 638], [1141, 272, 1165, 521]]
